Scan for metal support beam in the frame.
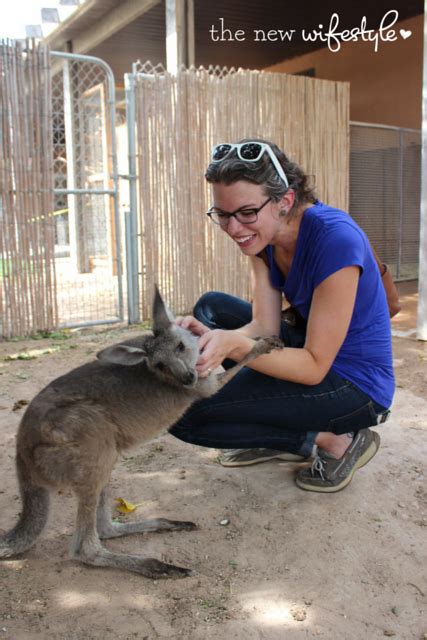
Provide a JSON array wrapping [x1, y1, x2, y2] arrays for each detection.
[[72, 0, 160, 54], [62, 59, 78, 273], [45, 0, 99, 50], [166, 0, 195, 72], [125, 73, 140, 324], [187, 0, 195, 67], [417, 1, 427, 340]]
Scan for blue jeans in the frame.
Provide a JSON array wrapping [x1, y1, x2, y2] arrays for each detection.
[[169, 292, 388, 457]]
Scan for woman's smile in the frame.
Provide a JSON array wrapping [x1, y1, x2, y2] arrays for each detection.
[[232, 232, 257, 249]]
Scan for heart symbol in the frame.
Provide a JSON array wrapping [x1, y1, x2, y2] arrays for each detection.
[[400, 29, 412, 40]]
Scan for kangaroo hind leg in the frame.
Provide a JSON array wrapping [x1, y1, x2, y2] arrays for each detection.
[[73, 487, 192, 578], [97, 485, 197, 540]]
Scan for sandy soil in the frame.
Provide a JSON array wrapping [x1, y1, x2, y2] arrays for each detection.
[[0, 283, 426, 640]]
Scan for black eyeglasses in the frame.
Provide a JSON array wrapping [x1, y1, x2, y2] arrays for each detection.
[[207, 197, 272, 227], [211, 142, 289, 189]]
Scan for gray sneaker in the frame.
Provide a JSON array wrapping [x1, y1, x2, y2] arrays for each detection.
[[295, 428, 380, 493], [218, 448, 307, 467]]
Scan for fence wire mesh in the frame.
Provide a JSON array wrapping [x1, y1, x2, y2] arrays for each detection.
[[51, 54, 122, 327], [350, 123, 421, 280]]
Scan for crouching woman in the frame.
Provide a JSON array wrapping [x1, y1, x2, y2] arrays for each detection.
[[170, 139, 399, 492]]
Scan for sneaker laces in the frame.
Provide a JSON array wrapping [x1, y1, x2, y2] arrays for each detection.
[[310, 455, 326, 480], [310, 433, 355, 480]]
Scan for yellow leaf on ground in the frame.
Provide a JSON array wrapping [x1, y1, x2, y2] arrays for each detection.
[[115, 497, 144, 514]]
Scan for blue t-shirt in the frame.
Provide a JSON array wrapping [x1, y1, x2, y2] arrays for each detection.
[[261, 201, 395, 409]]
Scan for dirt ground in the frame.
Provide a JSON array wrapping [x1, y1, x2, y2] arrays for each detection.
[[0, 281, 426, 640]]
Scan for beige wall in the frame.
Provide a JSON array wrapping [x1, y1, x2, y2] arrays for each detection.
[[265, 15, 423, 130]]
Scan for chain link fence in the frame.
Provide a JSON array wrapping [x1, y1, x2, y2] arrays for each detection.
[[51, 52, 123, 328], [350, 123, 421, 280]]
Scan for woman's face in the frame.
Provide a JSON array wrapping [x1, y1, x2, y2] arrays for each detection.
[[211, 181, 286, 255]]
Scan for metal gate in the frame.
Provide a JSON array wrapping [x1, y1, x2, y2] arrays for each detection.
[[350, 122, 421, 281], [50, 51, 123, 328]]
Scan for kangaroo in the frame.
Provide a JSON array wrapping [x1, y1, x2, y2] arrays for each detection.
[[0, 287, 282, 578]]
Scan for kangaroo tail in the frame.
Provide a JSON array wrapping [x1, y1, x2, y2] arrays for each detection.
[[0, 454, 50, 558]]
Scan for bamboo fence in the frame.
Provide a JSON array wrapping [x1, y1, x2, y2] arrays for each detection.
[[0, 40, 57, 338], [135, 63, 350, 318]]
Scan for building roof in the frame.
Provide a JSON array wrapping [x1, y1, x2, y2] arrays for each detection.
[[45, 0, 424, 72]]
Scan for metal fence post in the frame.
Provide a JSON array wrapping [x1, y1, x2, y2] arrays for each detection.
[[62, 59, 78, 274], [417, 2, 427, 341], [397, 128, 404, 280], [125, 72, 140, 324], [107, 64, 124, 323]]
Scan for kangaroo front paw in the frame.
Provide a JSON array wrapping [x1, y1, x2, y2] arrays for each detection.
[[252, 336, 284, 355]]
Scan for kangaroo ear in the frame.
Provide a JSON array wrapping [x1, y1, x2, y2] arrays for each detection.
[[97, 344, 147, 366], [152, 284, 175, 335]]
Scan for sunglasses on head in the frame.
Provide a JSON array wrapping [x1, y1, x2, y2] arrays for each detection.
[[211, 142, 289, 189]]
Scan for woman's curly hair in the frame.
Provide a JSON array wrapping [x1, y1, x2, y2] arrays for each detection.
[[205, 138, 316, 218]]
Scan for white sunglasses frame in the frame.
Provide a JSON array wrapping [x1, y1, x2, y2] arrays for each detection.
[[211, 142, 289, 189]]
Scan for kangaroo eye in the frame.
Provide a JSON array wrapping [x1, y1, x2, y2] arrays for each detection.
[[156, 362, 166, 371], [176, 342, 185, 353]]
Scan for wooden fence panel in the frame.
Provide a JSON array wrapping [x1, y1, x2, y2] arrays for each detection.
[[135, 64, 349, 317], [0, 40, 56, 338]]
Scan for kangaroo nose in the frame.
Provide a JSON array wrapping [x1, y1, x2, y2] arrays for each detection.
[[184, 371, 196, 386]]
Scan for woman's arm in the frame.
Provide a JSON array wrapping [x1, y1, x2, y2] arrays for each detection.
[[234, 255, 282, 338], [197, 266, 360, 386], [176, 255, 282, 339]]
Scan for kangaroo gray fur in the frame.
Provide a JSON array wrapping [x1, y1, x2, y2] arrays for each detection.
[[0, 287, 283, 578]]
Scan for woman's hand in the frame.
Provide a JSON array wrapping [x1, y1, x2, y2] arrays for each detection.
[[370, 246, 401, 317], [175, 315, 210, 337], [196, 329, 253, 377]]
